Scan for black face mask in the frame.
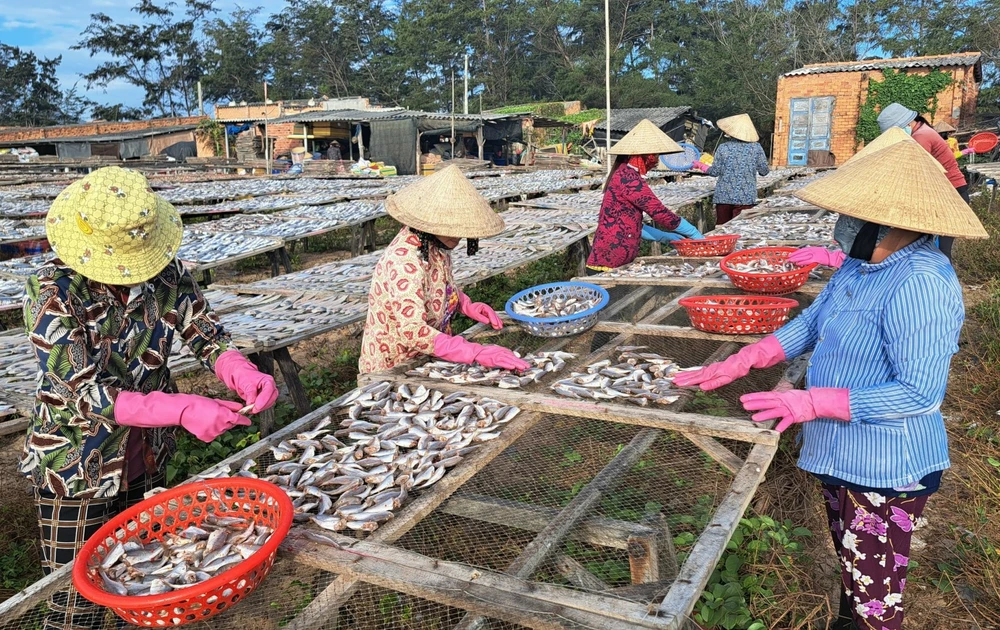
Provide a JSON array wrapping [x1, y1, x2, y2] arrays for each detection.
[[848, 221, 884, 261]]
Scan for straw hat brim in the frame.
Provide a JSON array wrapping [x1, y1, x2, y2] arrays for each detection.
[[717, 114, 759, 143], [608, 119, 684, 155], [795, 141, 988, 239], [844, 128, 944, 173], [934, 121, 957, 133], [385, 165, 504, 239], [47, 196, 182, 284]]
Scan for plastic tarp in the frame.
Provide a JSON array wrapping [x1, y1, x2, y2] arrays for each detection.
[[56, 143, 91, 159], [370, 118, 418, 175], [483, 119, 523, 143], [120, 139, 148, 159], [149, 131, 197, 160]]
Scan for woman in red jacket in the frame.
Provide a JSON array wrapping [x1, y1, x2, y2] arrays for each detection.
[[585, 119, 703, 274], [877, 103, 968, 260]]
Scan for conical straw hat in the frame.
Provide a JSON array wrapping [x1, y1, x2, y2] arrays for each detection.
[[385, 165, 504, 239], [795, 141, 988, 239], [608, 119, 684, 155], [934, 121, 956, 133], [717, 114, 759, 143], [844, 127, 943, 173]]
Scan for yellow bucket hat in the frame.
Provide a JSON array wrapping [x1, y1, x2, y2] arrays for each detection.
[[45, 166, 183, 284]]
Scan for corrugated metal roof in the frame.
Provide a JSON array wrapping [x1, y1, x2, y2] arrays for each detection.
[[272, 109, 524, 126], [0, 124, 199, 147], [595, 107, 692, 133], [784, 53, 982, 77]]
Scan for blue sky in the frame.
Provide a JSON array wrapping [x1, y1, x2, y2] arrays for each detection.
[[0, 0, 283, 112]]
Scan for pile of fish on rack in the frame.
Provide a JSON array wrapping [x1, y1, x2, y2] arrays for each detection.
[[217, 293, 368, 348], [0, 219, 44, 243], [188, 215, 343, 240], [207, 381, 522, 533], [95, 514, 276, 597], [597, 260, 720, 279], [550, 347, 684, 406], [0, 199, 51, 218], [277, 201, 385, 224], [726, 258, 801, 274], [406, 351, 575, 388], [234, 250, 384, 296], [177, 232, 283, 266], [0, 277, 25, 310], [713, 213, 835, 243]]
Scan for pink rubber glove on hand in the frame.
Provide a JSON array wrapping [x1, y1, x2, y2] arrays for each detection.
[[458, 292, 502, 330], [961, 147, 976, 156], [740, 388, 850, 433], [215, 350, 279, 413], [690, 161, 710, 173], [433, 334, 530, 372], [787, 246, 846, 269], [114, 391, 251, 443], [673, 336, 786, 391]]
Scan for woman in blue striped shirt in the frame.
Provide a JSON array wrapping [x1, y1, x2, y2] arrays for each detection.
[[676, 140, 988, 630]]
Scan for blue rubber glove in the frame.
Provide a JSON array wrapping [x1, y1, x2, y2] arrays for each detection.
[[674, 218, 704, 240], [641, 225, 684, 243]]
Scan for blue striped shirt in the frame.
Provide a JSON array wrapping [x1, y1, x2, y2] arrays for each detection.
[[773, 237, 963, 488]]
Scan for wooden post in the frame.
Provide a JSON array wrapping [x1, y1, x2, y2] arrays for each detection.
[[249, 351, 276, 436], [274, 347, 311, 416]]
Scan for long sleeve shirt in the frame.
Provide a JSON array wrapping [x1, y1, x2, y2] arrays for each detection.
[[587, 164, 682, 270], [359, 227, 460, 374], [20, 259, 230, 498], [773, 237, 963, 489], [706, 141, 769, 206], [912, 124, 966, 188]]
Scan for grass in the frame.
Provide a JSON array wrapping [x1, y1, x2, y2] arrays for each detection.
[[0, 501, 42, 598]]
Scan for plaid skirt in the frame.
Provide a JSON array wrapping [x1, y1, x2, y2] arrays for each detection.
[[34, 473, 164, 630]]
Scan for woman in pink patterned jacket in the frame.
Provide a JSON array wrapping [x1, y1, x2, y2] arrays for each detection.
[[586, 119, 704, 274], [359, 165, 530, 375]]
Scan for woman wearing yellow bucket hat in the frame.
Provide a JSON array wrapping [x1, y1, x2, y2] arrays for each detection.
[[677, 140, 987, 630], [22, 167, 278, 629], [359, 165, 530, 375], [692, 113, 770, 225]]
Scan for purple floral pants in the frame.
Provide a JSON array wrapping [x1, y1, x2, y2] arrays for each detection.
[[822, 484, 928, 630]]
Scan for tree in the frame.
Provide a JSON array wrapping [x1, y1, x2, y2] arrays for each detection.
[[73, 0, 215, 117], [0, 44, 67, 126], [91, 104, 148, 121], [202, 7, 267, 103]]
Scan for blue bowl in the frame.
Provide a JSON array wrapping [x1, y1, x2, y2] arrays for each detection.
[[505, 282, 610, 338]]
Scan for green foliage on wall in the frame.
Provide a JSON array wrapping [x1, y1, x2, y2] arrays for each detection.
[[856, 69, 954, 145]]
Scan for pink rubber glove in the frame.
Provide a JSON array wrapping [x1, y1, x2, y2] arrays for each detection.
[[787, 246, 846, 269], [114, 391, 251, 443], [673, 335, 786, 391], [432, 334, 530, 372], [215, 350, 279, 413], [690, 160, 709, 173], [740, 388, 851, 433], [458, 292, 502, 330], [961, 147, 976, 156]]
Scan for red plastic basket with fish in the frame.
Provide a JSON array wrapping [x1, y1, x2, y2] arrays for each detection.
[[670, 234, 740, 257], [679, 295, 799, 335], [720, 247, 817, 295], [72, 478, 293, 627]]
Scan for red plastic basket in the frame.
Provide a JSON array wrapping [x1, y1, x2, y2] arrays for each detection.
[[969, 132, 999, 154], [671, 234, 740, 257], [72, 479, 293, 627], [720, 247, 817, 295], [679, 295, 799, 335]]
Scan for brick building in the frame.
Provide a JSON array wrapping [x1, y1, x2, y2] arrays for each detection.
[[0, 116, 213, 159], [772, 53, 982, 167]]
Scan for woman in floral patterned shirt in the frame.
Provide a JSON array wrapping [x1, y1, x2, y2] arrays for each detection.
[[359, 166, 529, 375], [586, 119, 704, 273], [23, 167, 277, 630]]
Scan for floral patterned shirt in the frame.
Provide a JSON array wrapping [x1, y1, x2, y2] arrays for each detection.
[[587, 165, 682, 270], [20, 258, 230, 498], [359, 228, 459, 374], [706, 140, 769, 205]]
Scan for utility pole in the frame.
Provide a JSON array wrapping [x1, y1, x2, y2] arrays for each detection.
[[197, 81, 204, 116], [263, 81, 271, 175], [604, 0, 612, 176], [451, 70, 456, 160], [464, 55, 469, 115]]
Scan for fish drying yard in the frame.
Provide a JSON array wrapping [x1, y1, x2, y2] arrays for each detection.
[[0, 158, 998, 630]]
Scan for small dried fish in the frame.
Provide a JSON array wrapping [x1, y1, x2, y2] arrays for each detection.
[[550, 347, 682, 406], [511, 294, 599, 319], [406, 351, 575, 389]]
